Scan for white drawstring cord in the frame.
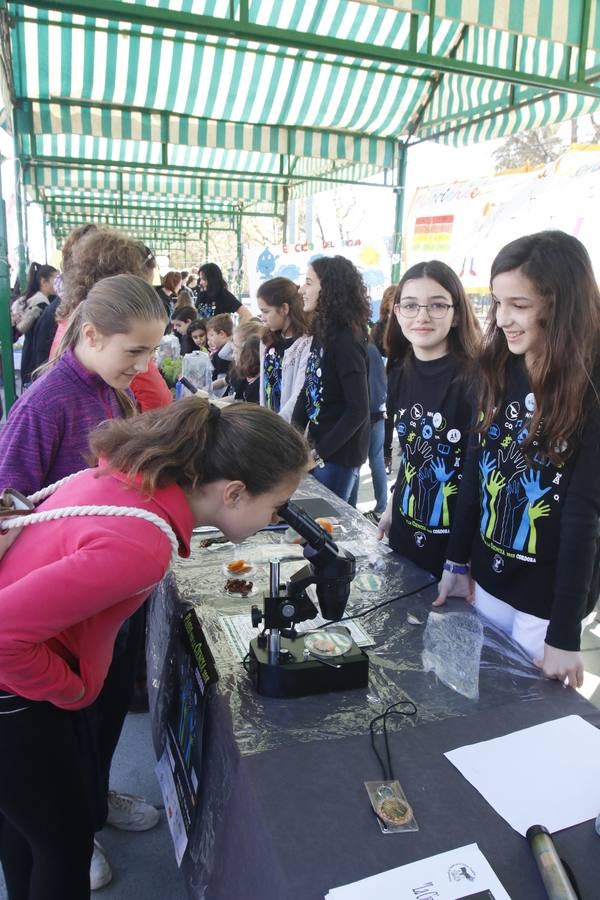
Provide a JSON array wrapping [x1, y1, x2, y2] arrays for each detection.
[[1, 471, 179, 564]]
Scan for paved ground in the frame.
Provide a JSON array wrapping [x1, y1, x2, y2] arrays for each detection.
[[1, 454, 599, 898]]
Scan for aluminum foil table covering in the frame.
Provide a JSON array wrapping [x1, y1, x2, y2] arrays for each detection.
[[145, 474, 576, 899]]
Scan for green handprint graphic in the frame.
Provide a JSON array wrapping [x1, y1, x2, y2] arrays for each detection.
[[441, 481, 458, 527], [527, 499, 551, 554], [402, 462, 416, 518], [485, 469, 506, 539]]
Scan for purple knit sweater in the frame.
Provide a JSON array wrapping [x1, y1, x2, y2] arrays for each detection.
[[0, 349, 124, 496]]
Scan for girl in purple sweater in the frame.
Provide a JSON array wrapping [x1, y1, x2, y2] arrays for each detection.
[[0, 274, 167, 496], [0, 273, 167, 888]]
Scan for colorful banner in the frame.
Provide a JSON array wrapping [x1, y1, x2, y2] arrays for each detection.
[[245, 239, 391, 317], [405, 146, 600, 292]]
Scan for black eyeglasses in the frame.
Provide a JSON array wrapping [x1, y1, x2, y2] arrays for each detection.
[[395, 301, 454, 319]]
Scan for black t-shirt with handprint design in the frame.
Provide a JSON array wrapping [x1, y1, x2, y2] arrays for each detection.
[[446, 354, 600, 650], [388, 354, 477, 578]]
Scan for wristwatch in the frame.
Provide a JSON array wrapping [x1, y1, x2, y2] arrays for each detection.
[[443, 561, 470, 575]]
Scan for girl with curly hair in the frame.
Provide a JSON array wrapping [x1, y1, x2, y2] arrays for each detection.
[[292, 255, 370, 501]]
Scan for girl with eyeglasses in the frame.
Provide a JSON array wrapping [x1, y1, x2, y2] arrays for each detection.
[[377, 261, 481, 578], [435, 231, 600, 690]]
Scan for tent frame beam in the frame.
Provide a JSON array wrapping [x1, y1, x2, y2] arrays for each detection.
[[24, 155, 392, 190], [18, 96, 397, 164]]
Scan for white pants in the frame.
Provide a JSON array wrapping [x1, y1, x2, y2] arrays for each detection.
[[474, 583, 549, 660]]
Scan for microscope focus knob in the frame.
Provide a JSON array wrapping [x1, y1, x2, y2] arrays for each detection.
[[251, 605, 263, 628]]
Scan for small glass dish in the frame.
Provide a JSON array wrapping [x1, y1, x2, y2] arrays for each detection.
[[222, 577, 256, 597], [222, 561, 257, 578]]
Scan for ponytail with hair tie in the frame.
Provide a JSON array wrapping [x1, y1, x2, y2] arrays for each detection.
[[88, 397, 310, 495]]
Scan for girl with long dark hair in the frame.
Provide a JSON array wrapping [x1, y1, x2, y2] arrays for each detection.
[[292, 255, 371, 502], [194, 262, 251, 322], [11, 262, 58, 386], [376, 261, 481, 576], [435, 231, 600, 689], [257, 276, 311, 421]]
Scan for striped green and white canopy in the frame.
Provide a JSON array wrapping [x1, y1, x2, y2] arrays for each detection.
[[2, 0, 600, 243]]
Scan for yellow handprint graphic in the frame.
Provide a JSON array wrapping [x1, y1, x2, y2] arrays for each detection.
[[527, 499, 551, 555], [402, 462, 417, 518], [485, 469, 506, 539], [441, 481, 458, 528]]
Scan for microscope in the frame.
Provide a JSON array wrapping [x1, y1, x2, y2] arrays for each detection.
[[247, 500, 370, 698]]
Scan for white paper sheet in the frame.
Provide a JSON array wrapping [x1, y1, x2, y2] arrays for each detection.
[[445, 715, 600, 836], [326, 842, 510, 899]]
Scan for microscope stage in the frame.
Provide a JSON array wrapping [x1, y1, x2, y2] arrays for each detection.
[[248, 635, 369, 698]]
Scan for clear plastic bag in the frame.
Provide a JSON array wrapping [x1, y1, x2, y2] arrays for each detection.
[[181, 351, 212, 396], [422, 609, 484, 700]]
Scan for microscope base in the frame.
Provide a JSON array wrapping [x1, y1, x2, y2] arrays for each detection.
[[248, 636, 369, 698]]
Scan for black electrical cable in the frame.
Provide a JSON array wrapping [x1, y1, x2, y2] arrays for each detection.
[[315, 578, 436, 629], [369, 700, 418, 781]]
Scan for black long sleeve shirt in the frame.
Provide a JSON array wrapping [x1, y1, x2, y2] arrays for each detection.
[[446, 356, 600, 651], [292, 330, 370, 467], [387, 354, 477, 578], [27, 295, 59, 379]]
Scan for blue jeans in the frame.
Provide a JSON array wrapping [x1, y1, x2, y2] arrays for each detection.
[[348, 418, 388, 513], [369, 418, 388, 513], [312, 462, 359, 503]]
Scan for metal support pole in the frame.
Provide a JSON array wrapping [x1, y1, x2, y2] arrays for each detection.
[[236, 211, 243, 298], [42, 213, 49, 262], [0, 164, 17, 412], [13, 157, 27, 287], [391, 142, 408, 284]]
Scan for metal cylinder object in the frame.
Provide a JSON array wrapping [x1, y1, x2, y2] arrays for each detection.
[[268, 628, 280, 665], [526, 825, 577, 900], [269, 559, 280, 598]]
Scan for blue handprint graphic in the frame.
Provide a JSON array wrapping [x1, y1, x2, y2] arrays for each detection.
[[429, 457, 454, 526], [479, 450, 496, 535], [513, 469, 552, 551]]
